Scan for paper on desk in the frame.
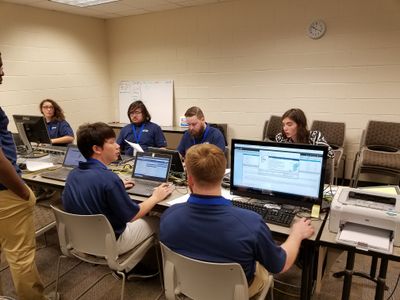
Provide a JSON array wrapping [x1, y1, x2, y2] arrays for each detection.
[[337, 223, 392, 254], [124, 139, 144, 153], [26, 160, 54, 172], [167, 189, 233, 206]]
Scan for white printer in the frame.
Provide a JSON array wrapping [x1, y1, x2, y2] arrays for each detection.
[[329, 187, 400, 254]]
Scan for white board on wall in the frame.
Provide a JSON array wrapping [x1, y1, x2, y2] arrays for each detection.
[[119, 80, 173, 126]]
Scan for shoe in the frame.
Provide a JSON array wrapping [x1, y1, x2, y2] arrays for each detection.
[[112, 263, 159, 281]]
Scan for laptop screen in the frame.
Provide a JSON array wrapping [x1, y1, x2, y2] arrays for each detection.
[[230, 139, 328, 208], [63, 145, 86, 167], [147, 147, 184, 173], [132, 152, 171, 182]]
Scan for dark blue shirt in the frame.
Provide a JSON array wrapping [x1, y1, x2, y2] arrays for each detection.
[[160, 194, 286, 283], [177, 124, 225, 157], [117, 121, 167, 155], [62, 158, 140, 239], [0, 107, 20, 191], [47, 119, 74, 144]]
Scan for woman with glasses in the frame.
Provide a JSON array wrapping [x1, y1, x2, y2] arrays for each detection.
[[117, 100, 167, 155], [39, 99, 74, 145]]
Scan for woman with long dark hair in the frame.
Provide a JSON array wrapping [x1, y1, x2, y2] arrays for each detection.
[[39, 99, 74, 145], [275, 108, 334, 158]]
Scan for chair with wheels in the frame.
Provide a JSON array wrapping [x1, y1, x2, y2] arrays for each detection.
[[264, 115, 282, 142]]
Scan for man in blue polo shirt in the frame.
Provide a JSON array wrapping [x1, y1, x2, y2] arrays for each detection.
[[63, 122, 173, 258], [177, 106, 225, 157], [0, 52, 46, 299], [160, 144, 314, 297]]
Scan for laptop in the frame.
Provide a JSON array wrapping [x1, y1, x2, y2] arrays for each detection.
[[111, 153, 135, 165], [147, 147, 184, 174], [40, 145, 86, 181], [127, 152, 172, 197]]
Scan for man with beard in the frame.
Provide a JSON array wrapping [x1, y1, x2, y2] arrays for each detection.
[[177, 106, 225, 158]]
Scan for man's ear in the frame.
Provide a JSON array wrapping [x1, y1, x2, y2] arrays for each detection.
[[92, 145, 102, 155]]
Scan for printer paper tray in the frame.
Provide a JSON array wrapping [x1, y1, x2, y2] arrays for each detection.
[[336, 222, 394, 254]]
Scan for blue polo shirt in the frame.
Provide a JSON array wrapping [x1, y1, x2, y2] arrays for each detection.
[[62, 158, 139, 238], [47, 119, 74, 144], [117, 121, 167, 155], [0, 107, 20, 191], [160, 194, 286, 283], [177, 124, 225, 157]]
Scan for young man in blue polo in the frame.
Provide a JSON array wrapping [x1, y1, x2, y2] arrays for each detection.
[[0, 52, 46, 299], [160, 144, 314, 297], [63, 122, 173, 257], [177, 106, 225, 158]]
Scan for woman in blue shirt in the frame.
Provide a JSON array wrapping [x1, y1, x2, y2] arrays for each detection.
[[117, 100, 167, 155], [39, 99, 74, 145]]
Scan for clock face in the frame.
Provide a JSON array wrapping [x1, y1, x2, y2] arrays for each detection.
[[308, 20, 326, 39]]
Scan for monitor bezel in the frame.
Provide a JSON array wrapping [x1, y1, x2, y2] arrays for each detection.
[[13, 115, 52, 145], [230, 138, 328, 208]]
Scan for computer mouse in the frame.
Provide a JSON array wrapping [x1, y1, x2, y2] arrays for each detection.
[[18, 162, 27, 170]]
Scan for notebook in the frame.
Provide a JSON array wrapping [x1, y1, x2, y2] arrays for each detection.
[[127, 152, 172, 197], [147, 147, 184, 174], [40, 145, 86, 181]]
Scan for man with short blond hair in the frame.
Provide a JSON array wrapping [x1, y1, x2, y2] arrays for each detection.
[[177, 106, 225, 157], [160, 144, 315, 297]]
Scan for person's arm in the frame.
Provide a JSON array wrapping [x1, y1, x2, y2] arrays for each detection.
[[131, 183, 174, 221], [51, 135, 74, 145], [280, 218, 314, 273], [0, 148, 30, 200], [313, 131, 335, 158]]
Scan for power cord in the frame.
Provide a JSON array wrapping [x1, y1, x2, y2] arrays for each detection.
[[387, 272, 400, 300]]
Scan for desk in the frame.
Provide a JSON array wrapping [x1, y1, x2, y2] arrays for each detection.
[[108, 122, 186, 149], [318, 212, 400, 300], [23, 170, 324, 300]]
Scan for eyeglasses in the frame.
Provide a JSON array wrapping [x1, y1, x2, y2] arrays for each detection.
[[42, 105, 54, 110], [129, 110, 142, 115]]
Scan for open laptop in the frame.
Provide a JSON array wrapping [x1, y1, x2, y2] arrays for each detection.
[[147, 147, 184, 174], [127, 152, 172, 197], [40, 145, 86, 181]]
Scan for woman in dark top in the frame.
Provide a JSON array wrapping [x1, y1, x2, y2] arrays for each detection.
[[275, 108, 334, 158], [39, 99, 74, 145]]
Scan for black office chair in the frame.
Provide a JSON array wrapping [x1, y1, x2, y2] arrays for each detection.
[[209, 123, 229, 167]]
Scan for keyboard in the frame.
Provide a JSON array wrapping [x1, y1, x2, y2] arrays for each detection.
[[231, 200, 296, 227]]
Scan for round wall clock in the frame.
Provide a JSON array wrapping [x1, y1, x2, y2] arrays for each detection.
[[307, 20, 326, 39]]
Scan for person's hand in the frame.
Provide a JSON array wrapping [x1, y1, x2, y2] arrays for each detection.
[[151, 183, 174, 202], [291, 217, 314, 240], [123, 179, 135, 189]]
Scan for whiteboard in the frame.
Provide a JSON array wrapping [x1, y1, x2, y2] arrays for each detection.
[[119, 80, 173, 126]]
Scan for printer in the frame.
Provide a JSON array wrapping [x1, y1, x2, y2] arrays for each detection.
[[329, 187, 400, 253]]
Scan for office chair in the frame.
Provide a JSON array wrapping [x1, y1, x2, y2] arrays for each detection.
[[51, 205, 161, 300], [264, 115, 282, 142], [310, 120, 346, 185], [160, 242, 274, 300], [209, 123, 230, 167], [350, 120, 400, 187]]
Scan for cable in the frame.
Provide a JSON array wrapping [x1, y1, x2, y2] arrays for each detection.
[[387, 272, 400, 300]]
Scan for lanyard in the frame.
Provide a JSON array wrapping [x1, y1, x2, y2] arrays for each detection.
[[132, 123, 145, 143], [192, 125, 210, 145]]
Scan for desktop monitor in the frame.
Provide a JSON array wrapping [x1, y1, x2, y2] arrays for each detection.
[[230, 139, 328, 208], [13, 115, 51, 146]]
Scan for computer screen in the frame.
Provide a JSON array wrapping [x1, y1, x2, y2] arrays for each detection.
[[13, 115, 51, 145], [230, 139, 328, 208], [132, 152, 171, 182]]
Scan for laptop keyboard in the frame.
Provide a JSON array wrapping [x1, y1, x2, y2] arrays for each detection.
[[231, 200, 296, 227]]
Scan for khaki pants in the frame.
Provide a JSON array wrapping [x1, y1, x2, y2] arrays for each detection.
[[248, 262, 271, 298], [0, 187, 45, 300]]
